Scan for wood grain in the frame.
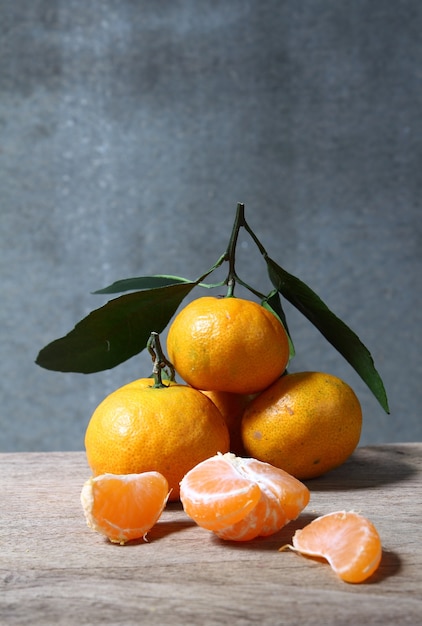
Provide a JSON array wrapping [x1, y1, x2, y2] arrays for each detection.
[[1, 444, 421, 625]]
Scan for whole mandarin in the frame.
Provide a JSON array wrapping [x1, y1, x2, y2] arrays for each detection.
[[166, 296, 290, 395], [241, 371, 362, 479], [85, 383, 230, 500]]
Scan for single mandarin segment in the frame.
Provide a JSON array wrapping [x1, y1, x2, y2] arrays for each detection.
[[80, 471, 169, 545], [241, 371, 362, 479], [285, 511, 382, 583], [166, 296, 290, 395], [179, 452, 310, 541], [84, 383, 230, 500]]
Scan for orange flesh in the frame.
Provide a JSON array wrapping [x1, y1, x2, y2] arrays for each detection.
[[180, 453, 310, 541], [179, 455, 262, 530], [291, 511, 382, 583], [81, 472, 169, 544]]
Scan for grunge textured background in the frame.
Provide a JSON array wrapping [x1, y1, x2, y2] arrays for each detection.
[[1, 1, 421, 450]]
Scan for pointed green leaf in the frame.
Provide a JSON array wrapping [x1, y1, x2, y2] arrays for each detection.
[[262, 290, 295, 359], [93, 274, 193, 294], [36, 282, 196, 373], [266, 256, 390, 413]]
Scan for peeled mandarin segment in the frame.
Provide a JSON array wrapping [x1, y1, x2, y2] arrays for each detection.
[[291, 511, 382, 583], [180, 453, 310, 541], [81, 471, 169, 545], [179, 455, 262, 531], [214, 457, 310, 541], [216, 488, 288, 541], [239, 458, 311, 521]]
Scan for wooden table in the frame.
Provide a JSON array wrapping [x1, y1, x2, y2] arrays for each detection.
[[1, 444, 421, 625]]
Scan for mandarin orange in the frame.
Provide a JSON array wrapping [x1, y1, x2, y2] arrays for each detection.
[[84, 383, 229, 500], [242, 372, 362, 479], [200, 389, 254, 455], [166, 296, 290, 395]]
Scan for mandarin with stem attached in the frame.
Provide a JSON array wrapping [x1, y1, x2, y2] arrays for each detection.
[[84, 383, 229, 500], [166, 296, 290, 395], [242, 371, 362, 479]]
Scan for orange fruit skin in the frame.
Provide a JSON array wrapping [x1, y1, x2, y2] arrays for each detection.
[[179, 452, 310, 541], [290, 511, 382, 583], [84, 383, 230, 501], [81, 471, 169, 545], [116, 377, 177, 392], [166, 296, 290, 395], [200, 390, 254, 456], [241, 372, 362, 480]]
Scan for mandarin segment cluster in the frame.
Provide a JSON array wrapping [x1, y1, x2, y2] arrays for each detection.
[[81, 295, 381, 583]]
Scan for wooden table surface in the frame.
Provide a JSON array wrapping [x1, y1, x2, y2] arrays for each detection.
[[1, 443, 421, 626]]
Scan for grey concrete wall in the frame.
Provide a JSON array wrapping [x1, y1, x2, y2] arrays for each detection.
[[1, 1, 421, 451]]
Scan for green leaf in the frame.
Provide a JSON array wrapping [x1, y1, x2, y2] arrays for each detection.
[[266, 256, 390, 413], [262, 290, 295, 359], [35, 282, 196, 373], [93, 274, 192, 294]]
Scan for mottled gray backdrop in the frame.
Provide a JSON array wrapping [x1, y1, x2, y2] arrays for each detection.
[[1, 1, 421, 451]]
